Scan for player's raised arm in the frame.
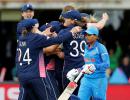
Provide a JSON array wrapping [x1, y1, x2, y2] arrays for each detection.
[[87, 12, 109, 29]]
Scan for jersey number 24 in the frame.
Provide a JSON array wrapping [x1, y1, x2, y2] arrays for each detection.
[[17, 48, 32, 65]]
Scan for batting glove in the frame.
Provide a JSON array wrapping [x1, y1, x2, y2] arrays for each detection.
[[82, 64, 96, 74], [66, 69, 80, 81]]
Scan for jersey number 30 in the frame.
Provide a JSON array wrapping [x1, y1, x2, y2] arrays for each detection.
[[17, 48, 32, 65]]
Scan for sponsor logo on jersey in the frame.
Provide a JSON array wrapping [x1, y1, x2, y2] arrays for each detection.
[[84, 58, 95, 62]]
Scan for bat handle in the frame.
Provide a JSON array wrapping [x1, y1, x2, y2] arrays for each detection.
[[74, 72, 83, 83]]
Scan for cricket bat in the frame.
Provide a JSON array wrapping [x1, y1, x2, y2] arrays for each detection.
[[0, 67, 6, 82], [58, 72, 83, 100]]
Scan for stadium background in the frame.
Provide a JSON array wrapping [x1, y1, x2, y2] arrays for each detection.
[[0, 0, 130, 100]]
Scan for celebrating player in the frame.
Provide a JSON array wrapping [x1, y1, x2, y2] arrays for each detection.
[[58, 10, 86, 94], [81, 12, 109, 30], [39, 21, 63, 98], [16, 18, 82, 100], [17, 3, 34, 39]]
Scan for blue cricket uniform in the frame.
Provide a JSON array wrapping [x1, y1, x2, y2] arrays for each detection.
[[16, 19, 74, 100], [39, 21, 63, 98], [78, 41, 110, 100], [59, 25, 86, 90], [16, 32, 72, 81], [16, 22, 23, 39], [17, 21, 34, 100], [54, 10, 85, 96]]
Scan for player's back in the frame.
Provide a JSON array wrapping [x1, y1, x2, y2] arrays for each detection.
[[16, 33, 45, 81], [16, 28, 73, 81], [59, 25, 85, 70]]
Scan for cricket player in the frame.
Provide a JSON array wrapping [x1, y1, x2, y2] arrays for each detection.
[[58, 10, 86, 93], [39, 21, 63, 98], [77, 26, 110, 100], [16, 18, 82, 100], [81, 12, 109, 30], [16, 4, 36, 100], [17, 3, 34, 39], [39, 6, 78, 95]]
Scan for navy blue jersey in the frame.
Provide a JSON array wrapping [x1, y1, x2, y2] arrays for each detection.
[[16, 31, 72, 81], [16, 22, 22, 39], [39, 21, 63, 70], [59, 25, 86, 70]]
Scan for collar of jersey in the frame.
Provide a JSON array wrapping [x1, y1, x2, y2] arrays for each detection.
[[86, 41, 98, 50]]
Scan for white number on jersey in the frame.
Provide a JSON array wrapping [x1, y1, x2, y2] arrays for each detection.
[[70, 40, 86, 57], [17, 48, 32, 65]]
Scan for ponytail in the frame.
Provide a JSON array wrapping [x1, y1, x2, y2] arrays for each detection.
[[22, 28, 27, 36], [21, 27, 32, 36]]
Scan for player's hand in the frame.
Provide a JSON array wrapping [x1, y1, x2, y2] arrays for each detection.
[[70, 26, 82, 34], [42, 27, 54, 36], [66, 69, 80, 81], [102, 12, 109, 21], [82, 64, 96, 74], [51, 32, 57, 37]]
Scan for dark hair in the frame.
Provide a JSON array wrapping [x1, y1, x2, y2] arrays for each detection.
[[21, 27, 32, 36]]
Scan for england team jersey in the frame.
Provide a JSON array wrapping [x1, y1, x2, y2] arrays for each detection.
[[16, 22, 22, 39], [16, 31, 72, 81], [59, 25, 86, 70]]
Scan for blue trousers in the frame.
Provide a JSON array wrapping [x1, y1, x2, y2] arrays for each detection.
[[18, 77, 57, 100], [46, 70, 60, 98], [78, 76, 108, 100]]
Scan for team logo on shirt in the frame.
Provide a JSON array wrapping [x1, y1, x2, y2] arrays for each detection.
[[91, 58, 95, 62], [84, 58, 95, 62]]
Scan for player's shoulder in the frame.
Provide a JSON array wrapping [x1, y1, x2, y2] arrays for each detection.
[[19, 32, 45, 41], [17, 19, 24, 27], [29, 33, 46, 40], [17, 22, 21, 27], [58, 28, 67, 35], [17, 21, 22, 31], [96, 42, 108, 52], [50, 21, 61, 25], [97, 42, 105, 47]]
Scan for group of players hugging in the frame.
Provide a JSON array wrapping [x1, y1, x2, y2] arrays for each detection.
[[16, 3, 110, 100]]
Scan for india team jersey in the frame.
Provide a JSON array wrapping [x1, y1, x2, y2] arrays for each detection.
[[59, 25, 86, 70], [16, 31, 72, 81], [84, 41, 110, 78]]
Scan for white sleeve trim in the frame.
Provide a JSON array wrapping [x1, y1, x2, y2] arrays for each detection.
[[101, 53, 108, 56]]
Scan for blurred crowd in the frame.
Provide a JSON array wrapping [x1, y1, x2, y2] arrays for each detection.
[[106, 41, 130, 84]]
